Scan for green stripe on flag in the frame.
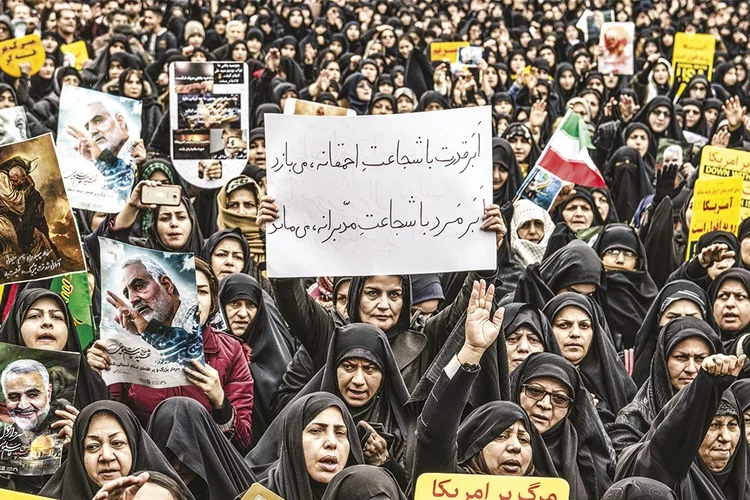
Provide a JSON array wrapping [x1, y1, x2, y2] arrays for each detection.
[[558, 111, 594, 149]]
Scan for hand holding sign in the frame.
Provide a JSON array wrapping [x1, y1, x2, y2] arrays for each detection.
[[50, 404, 79, 444], [185, 359, 225, 408], [106, 290, 148, 335]]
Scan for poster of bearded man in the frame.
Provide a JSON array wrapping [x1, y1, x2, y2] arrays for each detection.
[[0, 344, 79, 476], [598, 22, 635, 75]]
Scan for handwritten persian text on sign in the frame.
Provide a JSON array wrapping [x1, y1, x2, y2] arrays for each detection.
[[415, 473, 569, 500], [0, 35, 45, 78], [686, 177, 743, 260], [430, 41, 470, 62], [265, 107, 495, 277], [699, 145, 750, 220]]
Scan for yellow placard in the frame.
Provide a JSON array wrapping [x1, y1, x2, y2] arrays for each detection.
[[672, 32, 715, 97], [430, 41, 470, 63], [415, 473, 569, 500], [699, 145, 750, 220], [687, 177, 743, 260], [60, 41, 89, 71], [0, 489, 54, 499], [0, 34, 45, 78], [241, 483, 285, 500]]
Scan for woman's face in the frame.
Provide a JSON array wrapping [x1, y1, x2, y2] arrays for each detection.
[[378, 81, 394, 95], [84, 413, 133, 487], [604, 73, 619, 89], [592, 191, 610, 220], [39, 58, 55, 79], [358, 275, 403, 331], [509, 136, 531, 163], [0, 90, 16, 109], [289, 10, 303, 28], [684, 105, 701, 128], [397, 95, 413, 113], [698, 415, 740, 473], [109, 60, 124, 81], [667, 336, 711, 391], [587, 78, 604, 95], [336, 357, 383, 407], [42, 36, 59, 54], [492, 163, 509, 190], [226, 187, 258, 217], [648, 105, 671, 134], [370, 98, 393, 115], [156, 203, 192, 250], [510, 54, 525, 74], [123, 72, 143, 99], [232, 43, 248, 61], [497, 100, 513, 115], [689, 81, 708, 100], [559, 70, 576, 91], [303, 406, 351, 484], [519, 376, 571, 434], [583, 93, 600, 118], [659, 298, 702, 327], [398, 39, 413, 60], [517, 219, 544, 244], [20, 297, 68, 351], [225, 298, 258, 336], [626, 129, 649, 157], [248, 137, 266, 168], [601, 247, 637, 271], [246, 38, 262, 55], [552, 306, 594, 365], [196, 270, 212, 327], [506, 326, 544, 371], [724, 67, 738, 87], [355, 79, 372, 101], [561, 198, 594, 231], [653, 63, 670, 85], [191, 51, 207, 62], [346, 24, 360, 41], [109, 41, 126, 56], [211, 237, 246, 280], [325, 62, 341, 83], [481, 419, 533, 476]]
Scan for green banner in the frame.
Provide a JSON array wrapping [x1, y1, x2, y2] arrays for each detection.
[[50, 272, 94, 348]]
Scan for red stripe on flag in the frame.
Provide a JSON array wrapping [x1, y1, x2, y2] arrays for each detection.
[[537, 147, 606, 188]]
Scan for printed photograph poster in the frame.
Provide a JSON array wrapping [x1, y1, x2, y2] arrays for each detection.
[[0, 106, 27, 146], [170, 61, 249, 189], [0, 343, 80, 476], [49, 272, 94, 349], [57, 86, 141, 213], [598, 22, 635, 75], [98, 238, 203, 388], [515, 165, 564, 211], [0, 134, 86, 285]]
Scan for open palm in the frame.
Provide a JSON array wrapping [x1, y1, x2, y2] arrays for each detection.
[[464, 280, 504, 352]]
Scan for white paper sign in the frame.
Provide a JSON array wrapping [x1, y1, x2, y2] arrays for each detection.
[[265, 107, 496, 277]]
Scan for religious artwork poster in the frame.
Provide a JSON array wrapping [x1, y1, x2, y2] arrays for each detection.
[[515, 165, 565, 211], [0, 107, 27, 147], [0, 134, 86, 286], [98, 237, 204, 388], [598, 22, 635, 75], [170, 62, 250, 189], [0, 343, 80, 476], [57, 86, 142, 213]]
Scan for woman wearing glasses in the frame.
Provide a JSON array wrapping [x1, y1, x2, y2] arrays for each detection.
[[510, 352, 614, 500]]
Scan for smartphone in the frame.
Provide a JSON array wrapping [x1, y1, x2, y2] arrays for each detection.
[[141, 184, 182, 206]]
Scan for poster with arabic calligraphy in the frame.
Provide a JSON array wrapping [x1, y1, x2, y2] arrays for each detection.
[[265, 107, 495, 277], [686, 177, 742, 261], [0, 343, 79, 476], [98, 237, 203, 388], [169, 61, 250, 189], [415, 473, 569, 500], [699, 145, 750, 220]]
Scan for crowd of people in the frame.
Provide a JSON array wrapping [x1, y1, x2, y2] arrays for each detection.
[[1, 0, 750, 499]]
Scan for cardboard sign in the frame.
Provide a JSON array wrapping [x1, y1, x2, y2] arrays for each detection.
[[699, 145, 750, 220], [672, 32, 715, 98], [687, 177, 743, 260], [59, 41, 89, 71], [0, 35, 45, 78], [430, 41, 470, 63], [241, 483, 285, 500], [415, 473, 569, 500]]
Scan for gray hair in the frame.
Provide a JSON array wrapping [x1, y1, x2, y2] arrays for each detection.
[[664, 144, 683, 163], [1, 359, 50, 396], [122, 255, 180, 297]]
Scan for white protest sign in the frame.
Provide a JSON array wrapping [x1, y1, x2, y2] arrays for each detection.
[[265, 107, 495, 277]]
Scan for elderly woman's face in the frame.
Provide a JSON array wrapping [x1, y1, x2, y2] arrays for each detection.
[[481, 420, 533, 475], [336, 357, 383, 407], [519, 376, 572, 434], [302, 406, 350, 484], [84, 413, 133, 487]]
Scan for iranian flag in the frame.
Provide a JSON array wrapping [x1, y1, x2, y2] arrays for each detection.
[[536, 110, 606, 188]]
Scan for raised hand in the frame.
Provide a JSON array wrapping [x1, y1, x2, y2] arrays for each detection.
[[93, 472, 150, 500], [106, 290, 148, 335], [481, 204, 507, 249], [458, 280, 504, 365], [697, 243, 735, 269], [66, 125, 103, 162], [702, 354, 747, 378], [359, 421, 389, 466], [723, 96, 746, 131], [654, 163, 679, 203], [256, 195, 279, 230]]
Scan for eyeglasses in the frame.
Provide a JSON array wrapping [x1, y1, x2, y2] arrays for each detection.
[[650, 109, 670, 118], [604, 248, 637, 259], [521, 384, 574, 408]]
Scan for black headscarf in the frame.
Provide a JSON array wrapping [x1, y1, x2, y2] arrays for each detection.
[[620, 122, 656, 171], [257, 392, 365, 500], [632, 280, 716, 386], [0, 289, 109, 409], [510, 353, 614, 500], [591, 187, 621, 225], [456, 400, 556, 476], [492, 137, 523, 206], [601, 478, 678, 499], [320, 465, 406, 500], [201, 228, 252, 275], [147, 397, 255, 500], [708, 268, 750, 352], [552, 63, 579, 107], [217, 274, 296, 444], [603, 147, 655, 224], [630, 96, 686, 158], [552, 187, 605, 229], [346, 276, 412, 340], [739, 218, 750, 272], [40, 401, 192, 499], [592, 224, 658, 349], [543, 293, 636, 422], [145, 197, 204, 255], [731, 379, 750, 412]]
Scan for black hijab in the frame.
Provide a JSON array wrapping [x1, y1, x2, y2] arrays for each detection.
[[543, 293, 636, 422], [257, 393, 365, 500], [346, 276, 412, 340], [708, 268, 750, 352], [552, 187, 605, 228], [320, 465, 406, 500], [592, 224, 658, 349], [632, 280, 716, 386], [620, 121, 656, 171], [603, 147, 655, 224], [591, 187, 621, 225], [601, 478, 678, 499], [146, 197, 204, 255], [40, 401, 192, 500], [552, 62, 579, 106], [0, 289, 109, 409], [217, 274, 296, 444], [147, 397, 255, 500], [492, 137, 523, 206], [510, 352, 614, 500], [201, 228, 252, 275], [630, 96, 686, 157], [731, 379, 750, 413]]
